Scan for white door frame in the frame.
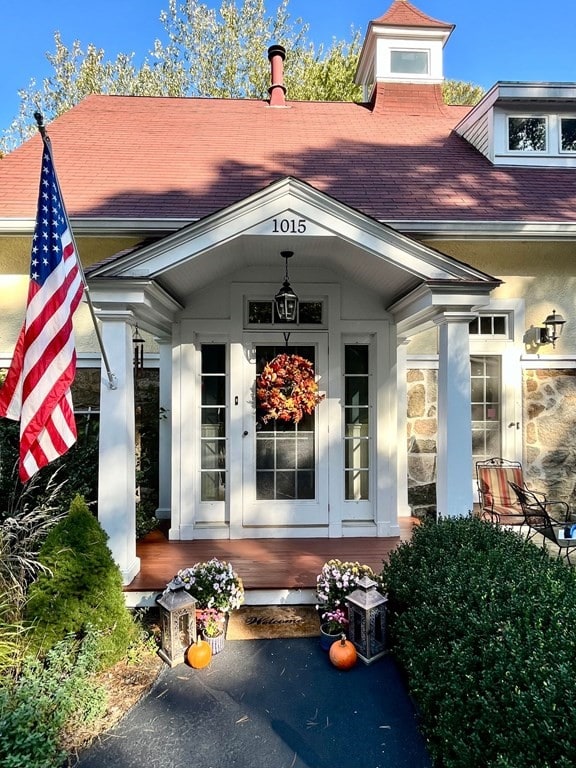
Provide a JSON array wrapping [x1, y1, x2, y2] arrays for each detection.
[[239, 331, 330, 537]]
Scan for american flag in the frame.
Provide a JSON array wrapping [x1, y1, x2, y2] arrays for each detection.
[[0, 135, 84, 482]]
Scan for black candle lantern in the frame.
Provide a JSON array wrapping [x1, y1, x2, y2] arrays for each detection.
[[156, 587, 197, 667], [274, 251, 298, 322], [345, 575, 388, 665]]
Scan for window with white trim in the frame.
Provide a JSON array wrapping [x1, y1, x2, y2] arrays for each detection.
[[560, 118, 576, 152], [469, 314, 509, 338], [508, 116, 547, 152], [247, 300, 324, 326], [390, 49, 429, 75]]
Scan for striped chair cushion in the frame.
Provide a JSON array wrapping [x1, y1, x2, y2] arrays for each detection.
[[478, 465, 524, 522]]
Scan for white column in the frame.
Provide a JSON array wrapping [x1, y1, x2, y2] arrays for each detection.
[[97, 311, 139, 584], [396, 337, 412, 519], [435, 313, 475, 517], [156, 338, 172, 520]]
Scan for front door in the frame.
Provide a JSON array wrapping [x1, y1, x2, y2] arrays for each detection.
[[242, 335, 328, 531]]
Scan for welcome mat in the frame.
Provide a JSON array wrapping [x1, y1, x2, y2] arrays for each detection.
[[227, 605, 320, 640]]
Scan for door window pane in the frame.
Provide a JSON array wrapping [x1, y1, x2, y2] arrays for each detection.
[[344, 344, 370, 500], [471, 355, 502, 469], [200, 345, 226, 501], [255, 345, 317, 500]]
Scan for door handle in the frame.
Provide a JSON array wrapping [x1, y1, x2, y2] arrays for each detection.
[[243, 430, 249, 437]]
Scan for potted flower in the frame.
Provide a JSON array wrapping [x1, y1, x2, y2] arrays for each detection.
[[196, 607, 226, 655], [319, 607, 348, 651], [315, 558, 376, 613], [170, 557, 245, 614]]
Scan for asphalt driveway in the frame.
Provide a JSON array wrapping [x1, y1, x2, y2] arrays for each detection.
[[75, 638, 432, 768]]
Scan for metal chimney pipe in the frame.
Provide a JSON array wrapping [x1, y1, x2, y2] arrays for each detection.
[[267, 44, 287, 107]]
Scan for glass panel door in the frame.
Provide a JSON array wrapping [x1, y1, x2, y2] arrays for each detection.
[[471, 355, 502, 464], [255, 345, 316, 501], [242, 334, 328, 530]]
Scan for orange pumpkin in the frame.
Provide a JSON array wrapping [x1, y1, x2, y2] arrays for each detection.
[[187, 638, 212, 669], [329, 634, 357, 670]]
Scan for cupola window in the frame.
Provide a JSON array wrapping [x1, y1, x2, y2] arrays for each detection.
[[390, 49, 429, 76]]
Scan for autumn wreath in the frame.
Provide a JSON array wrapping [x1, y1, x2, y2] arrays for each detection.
[[256, 353, 325, 424]]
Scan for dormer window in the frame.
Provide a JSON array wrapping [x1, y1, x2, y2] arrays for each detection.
[[390, 49, 429, 76], [561, 118, 576, 152], [507, 117, 547, 152]]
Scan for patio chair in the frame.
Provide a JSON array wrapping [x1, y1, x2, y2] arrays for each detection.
[[475, 458, 526, 528], [508, 481, 576, 564]]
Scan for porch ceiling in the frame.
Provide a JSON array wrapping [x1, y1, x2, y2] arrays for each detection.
[[153, 234, 421, 306]]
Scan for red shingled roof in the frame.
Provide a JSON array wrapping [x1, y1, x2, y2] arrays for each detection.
[[1, 87, 575, 224], [373, 0, 453, 30]]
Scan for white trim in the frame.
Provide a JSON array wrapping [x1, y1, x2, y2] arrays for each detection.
[[6, 218, 576, 241]]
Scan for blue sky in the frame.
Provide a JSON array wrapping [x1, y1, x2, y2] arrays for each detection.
[[2, 0, 576, 133]]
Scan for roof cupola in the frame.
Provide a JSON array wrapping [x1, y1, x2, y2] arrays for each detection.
[[355, 0, 454, 101]]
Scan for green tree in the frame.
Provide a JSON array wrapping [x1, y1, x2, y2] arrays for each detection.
[[442, 78, 485, 106], [0, 0, 483, 154], [25, 495, 137, 669]]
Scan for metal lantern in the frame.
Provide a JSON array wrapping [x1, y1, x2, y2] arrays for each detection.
[[345, 575, 388, 665], [156, 587, 197, 667], [274, 251, 298, 322]]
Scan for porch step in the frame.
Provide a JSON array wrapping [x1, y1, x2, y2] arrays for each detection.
[[125, 587, 316, 609]]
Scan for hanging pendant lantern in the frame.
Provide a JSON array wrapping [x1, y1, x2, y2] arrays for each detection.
[[274, 251, 298, 322]]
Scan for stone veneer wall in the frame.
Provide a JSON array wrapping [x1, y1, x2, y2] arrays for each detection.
[[407, 369, 438, 519], [406, 366, 576, 518], [524, 369, 576, 507]]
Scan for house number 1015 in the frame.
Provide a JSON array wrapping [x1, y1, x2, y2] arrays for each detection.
[[271, 218, 307, 233]]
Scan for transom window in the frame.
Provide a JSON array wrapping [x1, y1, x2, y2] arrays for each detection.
[[247, 300, 323, 326], [508, 117, 547, 152], [390, 50, 429, 75], [469, 314, 509, 338]]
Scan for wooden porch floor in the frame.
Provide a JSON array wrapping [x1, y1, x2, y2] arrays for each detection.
[[126, 518, 416, 595]]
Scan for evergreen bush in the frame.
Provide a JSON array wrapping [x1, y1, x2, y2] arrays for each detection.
[[0, 630, 106, 768], [382, 516, 576, 768], [25, 495, 137, 668]]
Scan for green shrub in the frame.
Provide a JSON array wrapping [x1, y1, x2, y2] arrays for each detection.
[[25, 495, 137, 668], [0, 629, 106, 768], [382, 516, 576, 768]]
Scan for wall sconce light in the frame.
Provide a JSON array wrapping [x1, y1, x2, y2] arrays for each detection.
[[133, 324, 145, 374], [539, 309, 566, 348], [274, 250, 298, 322]]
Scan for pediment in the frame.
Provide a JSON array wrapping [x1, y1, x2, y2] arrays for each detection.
[[89, 177, 496, 306]]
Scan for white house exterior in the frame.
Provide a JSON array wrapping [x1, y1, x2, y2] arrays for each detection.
[[2, 1, 576, 583]]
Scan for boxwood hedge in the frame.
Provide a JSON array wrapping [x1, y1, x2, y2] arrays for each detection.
[[381, 516, 576, 768]]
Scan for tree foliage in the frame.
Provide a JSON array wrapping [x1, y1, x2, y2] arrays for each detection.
[[442, 78, 485, 106], [25, 495, 137, 668], [0, 0, 483, 154]]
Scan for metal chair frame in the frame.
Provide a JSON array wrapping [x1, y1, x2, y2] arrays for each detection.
[[508, 481, 575, 564], [476, 457, 526, 528]]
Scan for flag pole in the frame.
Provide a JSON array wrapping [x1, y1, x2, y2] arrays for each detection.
[[34, 112, 118, 391]]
